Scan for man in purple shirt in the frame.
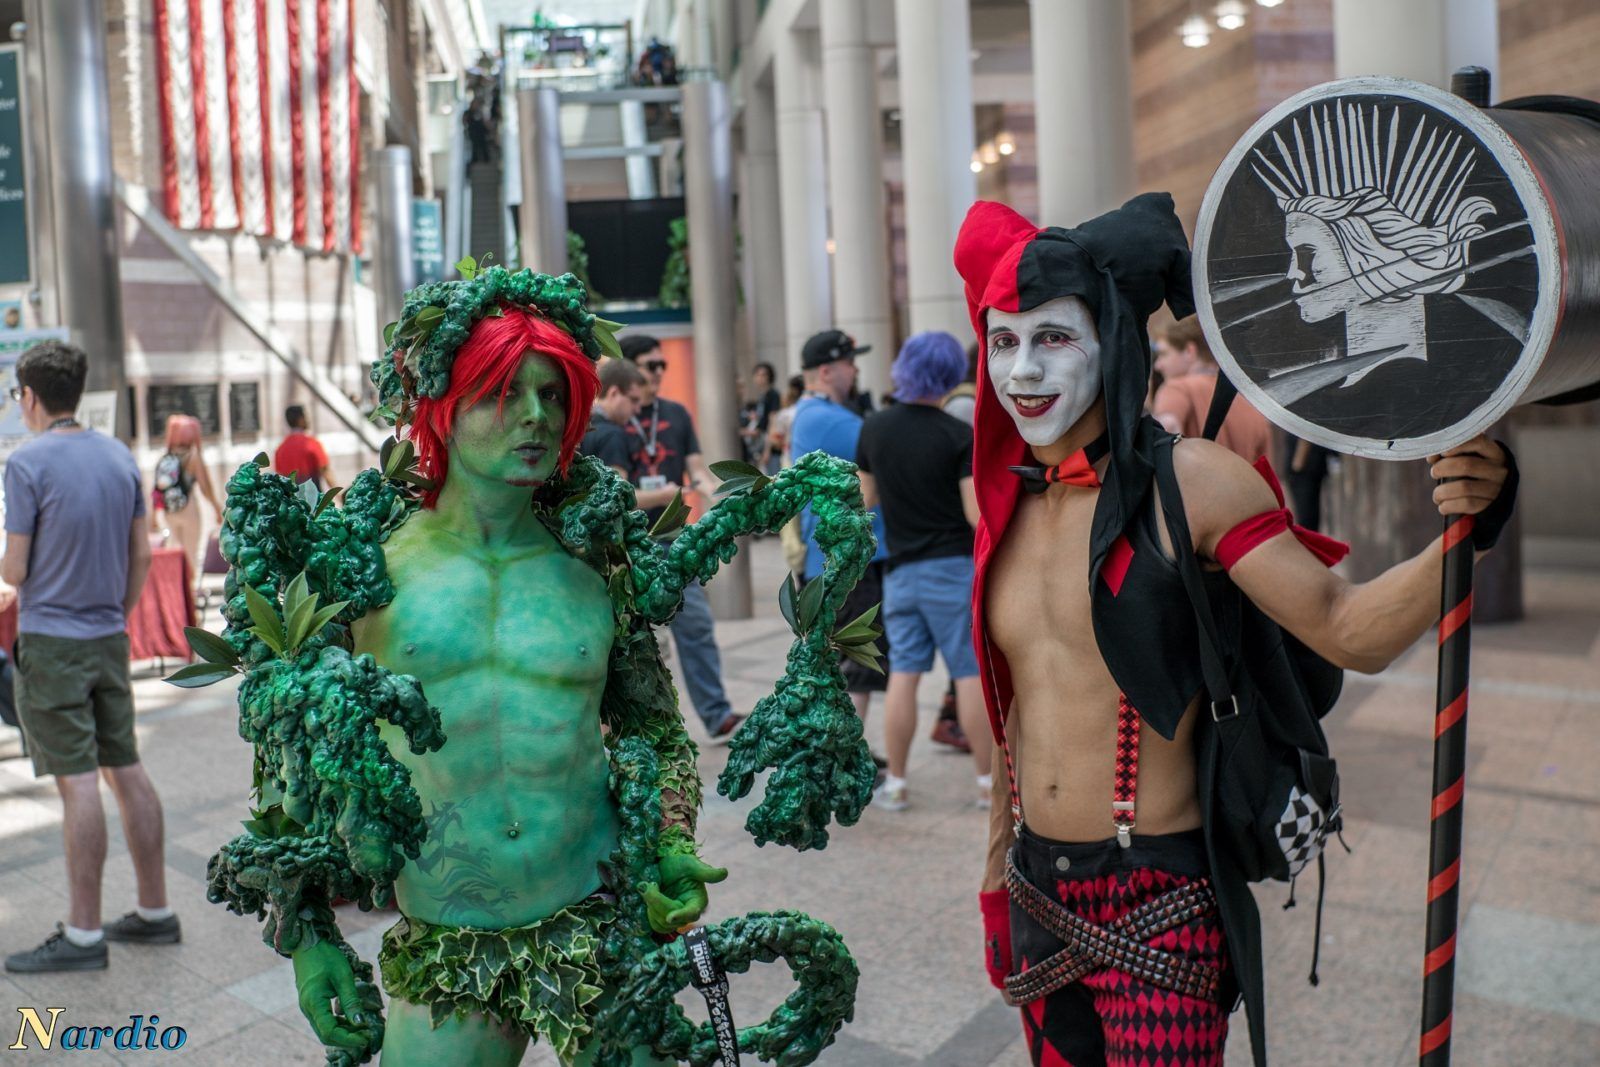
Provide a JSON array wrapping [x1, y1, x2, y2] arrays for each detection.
[[2, 341, 181, 973]]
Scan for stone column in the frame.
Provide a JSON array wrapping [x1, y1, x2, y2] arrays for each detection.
[[892, 0, 976, 340], [682, 79, 753, 619], [740, 74, 788, 378], [1028, 0, 1134, 226], [821, 0, 894, 402], [516, 87, 568, 274], [373, 147, 415, 332], [773, 28, 833, 373], [1333, 0, 1498, 86], [33, 0, 127, 432]]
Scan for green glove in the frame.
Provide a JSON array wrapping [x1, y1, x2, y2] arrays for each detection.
[[292, 940, 376, 1053], [641, 852, 729, 933]]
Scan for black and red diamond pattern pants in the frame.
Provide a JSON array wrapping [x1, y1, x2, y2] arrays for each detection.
[[1009, 826, 1232, 1067]]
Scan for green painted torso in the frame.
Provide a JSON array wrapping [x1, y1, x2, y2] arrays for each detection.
[[353, 508, 620, 930]]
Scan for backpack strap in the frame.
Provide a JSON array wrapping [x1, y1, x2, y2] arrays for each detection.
[[1152, 436, 1239, 723], [1200, 373, 1237, 442]]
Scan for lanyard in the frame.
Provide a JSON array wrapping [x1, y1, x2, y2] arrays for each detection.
[[630, 404, 661, 458]]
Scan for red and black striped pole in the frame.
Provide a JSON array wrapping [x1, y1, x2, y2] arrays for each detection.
[[1419, 515, 1474, 1066]]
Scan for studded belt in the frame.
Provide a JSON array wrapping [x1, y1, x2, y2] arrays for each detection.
[[1003, 856, 1223, 1005]]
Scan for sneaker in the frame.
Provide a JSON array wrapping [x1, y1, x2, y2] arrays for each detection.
[[874, 779, 909, 812], [104, 911, 182, 944], [5, 926, 108, 973], [705, 713, 744, 748], [930, 718, 972, 753]]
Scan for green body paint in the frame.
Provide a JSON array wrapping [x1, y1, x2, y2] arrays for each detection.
[[202, 285, 880, 1064]]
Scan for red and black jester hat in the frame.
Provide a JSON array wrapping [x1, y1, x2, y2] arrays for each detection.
[[954, 193, 1195, 591]]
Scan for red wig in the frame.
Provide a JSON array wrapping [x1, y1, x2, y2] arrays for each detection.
[[405, 307, 598, 507]]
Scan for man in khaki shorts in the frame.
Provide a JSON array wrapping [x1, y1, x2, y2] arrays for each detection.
[[2, 341, 181, 972]]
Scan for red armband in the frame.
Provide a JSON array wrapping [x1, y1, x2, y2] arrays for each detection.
[[1214, 458, 1350, 570], [979, 889, 1013, 990]]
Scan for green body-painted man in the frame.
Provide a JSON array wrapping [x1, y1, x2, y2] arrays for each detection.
[[198, 267, 879, 1067], [295, 352, 719, 1065]]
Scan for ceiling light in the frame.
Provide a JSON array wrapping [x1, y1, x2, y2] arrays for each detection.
[[970, 158, 984, 173], [1255, 0, 1284, 7], [1179, 14, 1211, 47], [1215, 1, 1247, 29], [997, 136, 1015, 156], [980, 143, 1000, 165]]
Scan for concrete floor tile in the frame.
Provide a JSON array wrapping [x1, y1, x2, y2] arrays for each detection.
[[1456, 904, 1600, 1025]]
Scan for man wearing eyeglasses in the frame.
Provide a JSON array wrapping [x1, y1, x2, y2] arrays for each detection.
[[619, 335, 743, 745], [3, 341, 179, 974]]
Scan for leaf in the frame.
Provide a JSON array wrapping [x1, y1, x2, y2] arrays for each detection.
[[595, 325, 623, 360], [380, 435, 398, 472], [252, 452, 270, 468], [311, 487, 341, 519], [243, 584, 286, 656], [455, 254, 478, 280], [593, 317, 627, 332], [391, 469, 437, 491], [284, 575, 316, 652], [709, 459, 764, 481], [484, 303, 506, 318], [383, 320, 398, 347], [797, 575, 826, 633], [837, 642, 886, 674], [302, 600, 349, 644], [832, 604, 882, 644], [184, 626, 241, 666], [647, 491, 690, 539], [778, 574, 800, 636], [413, 307, 445, 336], [369, 404, 398, 425], [165, 662, 239, 688], [296, 479, 320, 513]]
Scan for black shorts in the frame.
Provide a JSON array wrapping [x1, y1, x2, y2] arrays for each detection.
[[1008, 826, 1232, 1067]]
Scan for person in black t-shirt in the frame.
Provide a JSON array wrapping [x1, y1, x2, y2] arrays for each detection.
[[580, 358, 645, 475], [857, 331, 992, 812], [619, 335, 742, 745]]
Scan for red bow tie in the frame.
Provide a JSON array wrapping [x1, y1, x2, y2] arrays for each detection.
[[1010, 434, 1108, 493], [1010, 449, 1102, 493]]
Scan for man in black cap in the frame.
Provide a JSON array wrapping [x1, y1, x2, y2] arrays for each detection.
[[790, 330, 891, 743]]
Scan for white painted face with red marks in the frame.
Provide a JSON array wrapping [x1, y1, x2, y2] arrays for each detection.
[[985, 296, 1102, 448]]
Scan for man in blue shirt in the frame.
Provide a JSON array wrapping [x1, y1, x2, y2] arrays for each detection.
[[790, 330, 890, 722], [3, 341, 180, 973]]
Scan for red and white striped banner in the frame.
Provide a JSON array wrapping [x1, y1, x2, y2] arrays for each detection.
[[153, 0, 362, 254]]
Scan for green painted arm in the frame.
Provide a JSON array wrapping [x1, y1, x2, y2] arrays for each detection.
[[543, 453, 879, 852]]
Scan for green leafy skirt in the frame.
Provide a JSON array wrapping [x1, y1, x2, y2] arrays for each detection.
[[379, 893, 614, 1060]]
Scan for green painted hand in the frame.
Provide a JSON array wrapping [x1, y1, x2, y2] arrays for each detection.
[[292, 941, 376, 1053], [641, 853, 729, 933]]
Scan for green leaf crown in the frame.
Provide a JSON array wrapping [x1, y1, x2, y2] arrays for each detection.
[[370, 256, 625, 427]]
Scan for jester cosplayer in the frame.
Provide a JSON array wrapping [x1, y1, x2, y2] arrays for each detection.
[[191, 267, 879, 1066], [957, 196, 1519, 1066]]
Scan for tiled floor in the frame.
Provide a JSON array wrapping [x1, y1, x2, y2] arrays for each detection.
[[2, 541, 1596, 1065]]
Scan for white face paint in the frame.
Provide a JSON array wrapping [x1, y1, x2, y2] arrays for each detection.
[[985, 296, 1102, 448]]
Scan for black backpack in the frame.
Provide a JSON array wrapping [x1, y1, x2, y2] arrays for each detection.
[[1151, 436, 1345, 892]]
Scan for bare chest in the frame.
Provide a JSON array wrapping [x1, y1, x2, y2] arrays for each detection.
[[986, 491, 1105, 676], [355, 528, 614, 689]]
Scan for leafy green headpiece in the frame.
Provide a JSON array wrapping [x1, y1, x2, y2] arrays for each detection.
[[370, 257, 624, 426]]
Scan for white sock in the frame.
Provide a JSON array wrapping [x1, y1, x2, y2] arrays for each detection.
[[64, 924, 104, 947], [976, 773, 993, 791], [136, 905, 174, 922], [882, 774, 907, 792]]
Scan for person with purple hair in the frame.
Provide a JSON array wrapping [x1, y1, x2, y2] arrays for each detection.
[[857, 332, 993, 811]]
